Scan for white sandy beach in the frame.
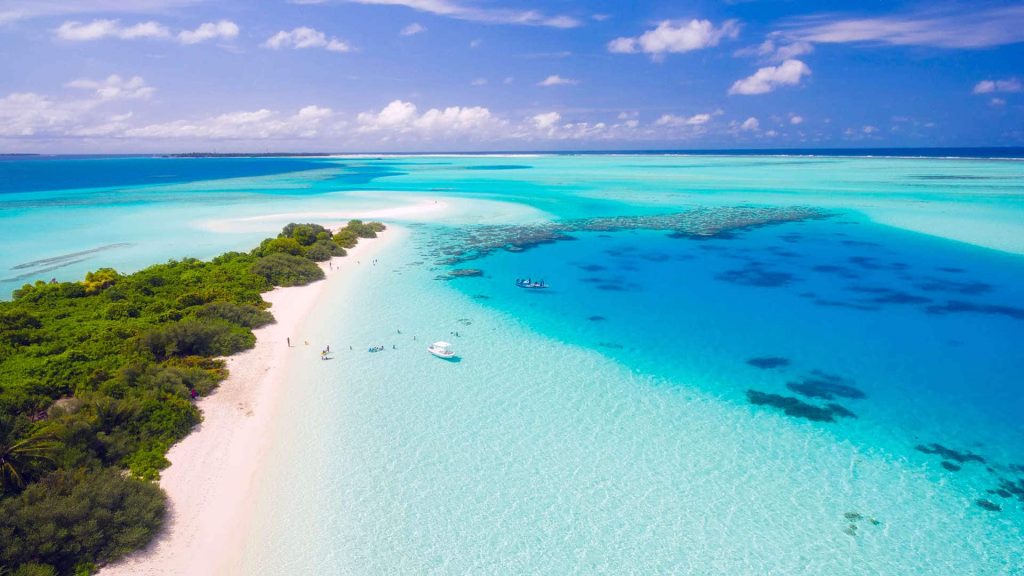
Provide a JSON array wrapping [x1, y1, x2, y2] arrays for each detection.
[[101, 226, 398, 576]]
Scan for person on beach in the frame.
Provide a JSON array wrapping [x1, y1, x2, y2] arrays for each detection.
[[287, 337, 291, 347]]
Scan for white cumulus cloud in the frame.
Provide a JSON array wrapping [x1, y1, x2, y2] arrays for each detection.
[[400, 22, 426, 36], [264, 27, 352, 52], [66, 75, 155, 100], [973, 78, 1021, 94], [178, 20, 239, 44], [532, 111, 561, 130], [537, 75, 578, 87], [126, 105, 335, 139], [608, 19, 740, 60], [56, 19, 170, 41], [0, 74, 156, 138], [356, 100, 505, 138], [740, 117, 760, 131], [655, 112, 715, 127], [729, 59, 811, 95]]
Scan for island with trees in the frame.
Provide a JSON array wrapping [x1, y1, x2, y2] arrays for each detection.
[[0, 220, 385, 576]]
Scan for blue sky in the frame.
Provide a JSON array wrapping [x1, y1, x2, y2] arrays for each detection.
[[0, 0, 1021, 152]]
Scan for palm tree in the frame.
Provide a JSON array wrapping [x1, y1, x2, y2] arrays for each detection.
[[0, 418, 57, 493]]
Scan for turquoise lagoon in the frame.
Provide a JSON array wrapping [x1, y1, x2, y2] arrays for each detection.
[[2, 154, 1023, 573]]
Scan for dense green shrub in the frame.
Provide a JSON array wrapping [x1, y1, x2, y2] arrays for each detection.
[[332, 228, 358, 249], [279, 223, 330, 246], [0, 468, 165, 575], [345, 219, 385, 239], [253, 237, 303, 257], [250, 253, 325, 287], [196, 302, 274, 329], [304, 239, 346, 262], [139, 320, 254, 361]]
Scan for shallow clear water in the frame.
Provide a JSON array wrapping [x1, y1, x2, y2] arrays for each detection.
[[2, 155, 1022, 573]]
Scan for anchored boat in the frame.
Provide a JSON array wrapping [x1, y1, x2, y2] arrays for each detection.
[[515, 278, 548, 289], [428, 341, 456, 359]]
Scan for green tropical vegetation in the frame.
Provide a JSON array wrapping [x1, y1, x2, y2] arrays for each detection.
[[0, 220, 384, 575]]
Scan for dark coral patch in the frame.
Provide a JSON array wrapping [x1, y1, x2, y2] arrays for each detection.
[[716, 264, 796, 288], [745, 390, 855, 423], [936, 267, 965, 274], [941, 461, 962, 472], [813, 299, 880, 312], [746, 357, 791, 370], [640, 252, 671, 262], [826, 403, 857, 419], [579, 264, 607, 272], [431, 207, 829, 267], [447, 268, 484, 279], [811, 265, 860, 279], [993, 478, 1024, 502], [841, 240, 881, 248], [848, 256, 884, 270], [587, 315, 606, 322], [914, 277, 993, 295], [847, 286, 933, 305], [925, 300, 1024, 320], [873, 291, 932, 305], [915, 443, 986, 464], [787, 371, 866, 400], [975, 499, 1001, 512]]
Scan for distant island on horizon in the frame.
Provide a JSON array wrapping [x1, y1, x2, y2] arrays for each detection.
[[5, 147, 1024, 160]]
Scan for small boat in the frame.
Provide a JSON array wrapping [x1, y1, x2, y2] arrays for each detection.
[[515, 278, 548, 289], [428, 341, 456, 359]]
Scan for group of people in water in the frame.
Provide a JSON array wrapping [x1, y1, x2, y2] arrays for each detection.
[[287, 327, 415, 356]]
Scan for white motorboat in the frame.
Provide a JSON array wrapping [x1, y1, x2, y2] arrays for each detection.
[[428, 341, 456, 359], [515, 278, 548, 289]]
